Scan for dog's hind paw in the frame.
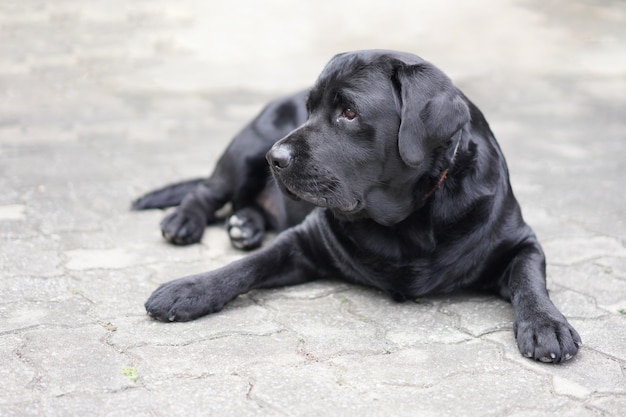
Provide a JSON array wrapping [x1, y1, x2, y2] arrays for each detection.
[[227, 209, 265, 250], [161, 209, 206, 245]]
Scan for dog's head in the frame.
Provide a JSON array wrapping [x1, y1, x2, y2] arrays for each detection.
[[267, 50, 470, 226]]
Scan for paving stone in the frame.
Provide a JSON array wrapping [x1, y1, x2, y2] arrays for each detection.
[[261, 295, 387, 358], [569, 317, 626, 361], [0, 297, 93, 333], [0, 238, 64, 277], [484, 330, 626, 397], [8, 326, 135, 397], [108, 298, 283, 347], [336, 288, 474, 346], [589, 395, 626, 417], [248, 350, 568, 417], [438, 294, 515, 337], [548, 263, 626, 315], [543, 236, 626, 266], [130, 332, 300, 381], [0, 204, 26, 220]]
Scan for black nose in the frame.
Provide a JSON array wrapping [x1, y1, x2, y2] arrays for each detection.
[[267, 145, 293, 171]]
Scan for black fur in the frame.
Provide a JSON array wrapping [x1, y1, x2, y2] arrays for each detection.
[[136, 50, 581, 363]]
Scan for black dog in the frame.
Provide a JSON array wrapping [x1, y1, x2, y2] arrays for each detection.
[[134, 50, 581, 363]]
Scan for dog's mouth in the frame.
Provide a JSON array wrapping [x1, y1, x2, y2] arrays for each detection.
[[276, 180, 361, 214], [334, 198, 361, 214]]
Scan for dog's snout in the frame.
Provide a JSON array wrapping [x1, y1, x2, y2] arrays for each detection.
[[267, 145, 293, 171]]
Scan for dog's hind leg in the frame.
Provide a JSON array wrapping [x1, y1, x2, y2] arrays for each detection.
[[132, 176, 231, 245], [160, 174, 233, 245], [135, 90, 309, 247], [131, 178, 205, 210], [157, 115, 287, 246]]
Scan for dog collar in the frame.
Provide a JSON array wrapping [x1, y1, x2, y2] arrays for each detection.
[[421, 130, 463, 202]]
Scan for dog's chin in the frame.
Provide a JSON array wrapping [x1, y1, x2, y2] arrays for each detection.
[[298, 190, 361, 215], [333, 199, 362, 215], [278, 183, 301, 202], [276, 181, 361, 215]]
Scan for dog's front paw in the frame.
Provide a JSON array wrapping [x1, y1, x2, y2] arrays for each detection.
[[514, 311, 582, 363], [145, 276, 224, 322], [160, 209, 206, 245]]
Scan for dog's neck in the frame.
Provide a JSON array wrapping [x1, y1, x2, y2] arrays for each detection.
[[421, 130, 463, 202]]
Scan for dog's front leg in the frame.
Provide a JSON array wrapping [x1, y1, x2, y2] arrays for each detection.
[[145, 220, 323, 322], [504, 241, 582, 363]]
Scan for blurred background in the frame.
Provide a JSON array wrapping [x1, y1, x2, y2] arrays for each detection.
[[1, 0, 623, 234], [2, 0, 623, 99]]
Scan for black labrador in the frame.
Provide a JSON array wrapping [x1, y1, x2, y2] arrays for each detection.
[[133, 50, 581, 363]]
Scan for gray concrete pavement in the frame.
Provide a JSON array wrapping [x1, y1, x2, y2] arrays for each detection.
[[1, 1, 625, 416]]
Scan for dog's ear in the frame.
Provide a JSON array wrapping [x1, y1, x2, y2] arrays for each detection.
[[393, 64, 470, 168]]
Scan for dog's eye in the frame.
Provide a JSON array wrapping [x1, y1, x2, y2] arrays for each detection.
[[341, 108, 357, 120]]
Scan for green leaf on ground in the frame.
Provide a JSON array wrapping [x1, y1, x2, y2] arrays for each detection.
[[121, 367, 138, 383]]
